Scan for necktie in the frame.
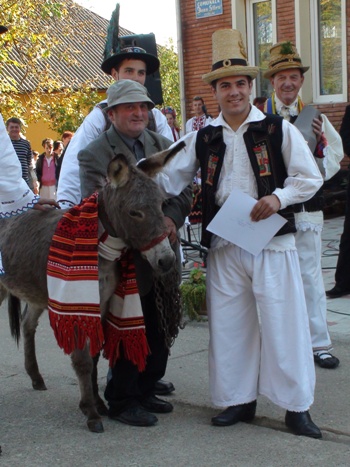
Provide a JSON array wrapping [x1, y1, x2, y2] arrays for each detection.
[[280, 105, 291, 120], [133, 140, 145, 161]]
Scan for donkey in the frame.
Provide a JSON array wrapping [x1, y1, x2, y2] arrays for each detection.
[[0, 142, 184, 433]]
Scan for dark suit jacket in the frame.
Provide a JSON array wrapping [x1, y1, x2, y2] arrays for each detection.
[[78, 124, 192, 295], [340, 105, 350, 156]]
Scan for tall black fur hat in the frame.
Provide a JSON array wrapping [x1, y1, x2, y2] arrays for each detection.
[[101, 5, 159, 76]]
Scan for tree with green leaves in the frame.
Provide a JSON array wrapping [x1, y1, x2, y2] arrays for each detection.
[[158, 39, 181, 125], [0, 0, 108, 133], [0, 0, 180, 133]]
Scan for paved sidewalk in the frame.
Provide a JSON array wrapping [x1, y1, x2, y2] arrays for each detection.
[[0, 216, 349, 466], [322, 215, 350, 335]]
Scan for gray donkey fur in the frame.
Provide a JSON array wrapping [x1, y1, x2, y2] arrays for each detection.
[[0, 142, 185, 433]]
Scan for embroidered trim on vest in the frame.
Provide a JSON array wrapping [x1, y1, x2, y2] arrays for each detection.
[[196, 118, 296, 248]]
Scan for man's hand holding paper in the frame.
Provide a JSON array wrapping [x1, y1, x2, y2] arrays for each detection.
[[207, 189, 287, 256], [250, 194, 281, 222]]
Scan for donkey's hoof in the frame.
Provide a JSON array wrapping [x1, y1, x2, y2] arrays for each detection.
[[32, 379, 47, 391], [87, 419, 104, 433]]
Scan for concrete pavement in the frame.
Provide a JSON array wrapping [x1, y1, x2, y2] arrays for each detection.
[[0, 215, 349, 466], [321, 215, 350, 335]]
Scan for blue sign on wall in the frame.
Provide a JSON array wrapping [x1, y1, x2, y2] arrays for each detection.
[[195, 0, 223, 19]]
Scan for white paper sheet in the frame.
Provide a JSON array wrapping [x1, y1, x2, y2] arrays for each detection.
[[207, 189, 287, 256]]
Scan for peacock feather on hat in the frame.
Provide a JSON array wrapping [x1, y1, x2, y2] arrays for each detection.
[[103, 3, 120, 61], [100, 3, 160, 77]]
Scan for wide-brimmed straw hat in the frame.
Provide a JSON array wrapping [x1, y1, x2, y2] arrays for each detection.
[[202, 29, 259, 84], [104, 79, 155, 112], [263, 41, 309, 79], [0, 25, 8, 34], [101, 46, 160, 76]]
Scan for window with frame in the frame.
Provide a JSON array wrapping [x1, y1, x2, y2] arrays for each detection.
[[310, 0, 346, 102], [246, 0, 276, 99]]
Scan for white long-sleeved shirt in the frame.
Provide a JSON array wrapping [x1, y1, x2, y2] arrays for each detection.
[[185, 114, 214, 133], [57, 102, 174, 207], [1, 113, 39, 274], [274, 95, 344, 231], [156, 106, 323, 251], [0, 114, 38, 219]]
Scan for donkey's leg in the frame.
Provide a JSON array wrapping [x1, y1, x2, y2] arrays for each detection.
[[98, 256, 120, 322], [93, 257, 120, 416], [91, 353, 108, 416], [71, 347, 104, 433], [22, 304, 47, 390]]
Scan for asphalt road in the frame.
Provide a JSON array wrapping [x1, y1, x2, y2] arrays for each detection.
[[1, 300, 350, 466]]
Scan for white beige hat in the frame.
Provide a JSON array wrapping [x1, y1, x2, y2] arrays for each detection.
[[105, 79, 155, 112], [202, 29, 259, 84], [263, 41, 309, 79]]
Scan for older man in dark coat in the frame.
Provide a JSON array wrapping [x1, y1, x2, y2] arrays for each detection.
[[78, 79, 191, 427]]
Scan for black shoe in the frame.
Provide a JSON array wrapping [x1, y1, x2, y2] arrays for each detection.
[[110, 406, 158, 426], [211, 401, 257, 426], [314, 352, 340, 369], [285, 411, 322, 438], [326, 285, 350, 299], [141, 395, 174, 414], [154, 379, 175, 396]]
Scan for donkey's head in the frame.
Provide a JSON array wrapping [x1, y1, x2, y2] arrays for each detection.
[[101, 141, 185, 275]]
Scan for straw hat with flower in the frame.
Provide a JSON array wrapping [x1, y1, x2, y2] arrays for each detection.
[[202, 29, 259, 84], [263, 41, 309, 79]]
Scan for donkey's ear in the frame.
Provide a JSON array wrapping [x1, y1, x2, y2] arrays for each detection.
[[107, 154, 130, 188], [137, 141, 186, 177]]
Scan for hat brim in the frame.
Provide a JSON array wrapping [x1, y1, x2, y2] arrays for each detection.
[[101, 52, 160, 75], [104, 97, 155, 113], [0, 25, 8, 34], [263, 65, 309, 79], [202, 66, 259, 84]]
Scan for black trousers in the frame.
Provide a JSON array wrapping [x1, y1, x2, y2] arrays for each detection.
[[334, 171, 350, 289], [104, 287, 168, 415]]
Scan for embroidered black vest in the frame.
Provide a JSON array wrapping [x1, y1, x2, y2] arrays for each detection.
[[265, 101, 324, 212], [196, 116, 296, 248]]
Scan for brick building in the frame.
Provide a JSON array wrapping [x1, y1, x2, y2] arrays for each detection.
[[177, 0, 349, 137]]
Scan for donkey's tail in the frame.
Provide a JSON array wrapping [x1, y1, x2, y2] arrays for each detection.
[[8, 294, 22, 346]]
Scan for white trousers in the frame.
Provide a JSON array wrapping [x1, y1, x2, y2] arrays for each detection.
[[295, 228, 331, 351], [206, 244, 315, 412]]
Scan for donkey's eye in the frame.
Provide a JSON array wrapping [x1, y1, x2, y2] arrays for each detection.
[[129, 210, 144, 219]]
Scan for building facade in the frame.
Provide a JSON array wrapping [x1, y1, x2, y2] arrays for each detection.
[[178, 0, 349, 134]]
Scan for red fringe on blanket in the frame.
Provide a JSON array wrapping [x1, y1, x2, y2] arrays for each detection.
[[102, 250, 150, 372], [49, 309, 104, 357], [47, 195, 149, 367], [47, 193, 103, 357], [103, 318, 150, 372]]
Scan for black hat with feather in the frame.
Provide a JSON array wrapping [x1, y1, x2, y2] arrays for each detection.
[[101, 4, 160, 76]]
